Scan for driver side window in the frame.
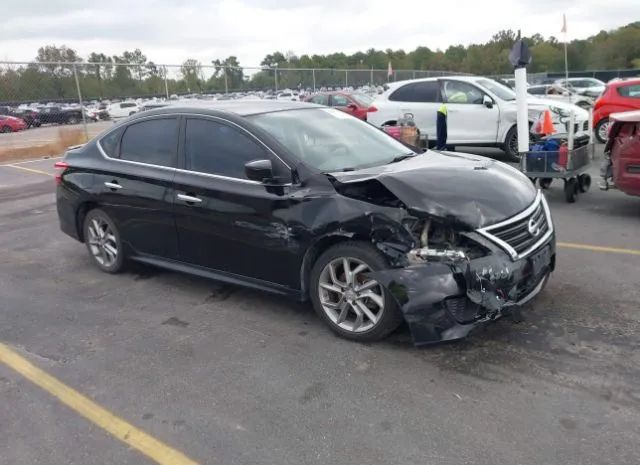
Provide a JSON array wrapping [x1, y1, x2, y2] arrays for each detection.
[[184, 118, 268, 179], [442, 81, 484, 104]]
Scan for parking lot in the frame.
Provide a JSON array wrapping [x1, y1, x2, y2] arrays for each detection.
[[0, 121, 112, 149], [0, 146, 639, 464]]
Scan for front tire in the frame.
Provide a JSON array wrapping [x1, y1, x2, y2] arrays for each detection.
[[503, 126, 520, 160], [309, 242, 403, 342], [83, 209, 125, 273]]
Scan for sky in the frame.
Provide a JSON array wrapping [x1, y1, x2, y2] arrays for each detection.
[[0, 0, 636, 67]]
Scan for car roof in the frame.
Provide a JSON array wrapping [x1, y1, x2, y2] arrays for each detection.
[[610, 110, 640, 123], [608, 77, 640, 87], [384, 75, 478, 89], [133, 100, 321, 118]]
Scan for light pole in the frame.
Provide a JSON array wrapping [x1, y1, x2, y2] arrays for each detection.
[[270, 63, 279, 93]]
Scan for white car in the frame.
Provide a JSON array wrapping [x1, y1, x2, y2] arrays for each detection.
[[276, 90, 299, 101], [528, 85, 594, 109], [107, 101, 139, 119], [553, 78, 606, 98], [368, 76, 591, 159]]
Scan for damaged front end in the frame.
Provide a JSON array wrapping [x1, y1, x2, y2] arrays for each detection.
[[367, 193, 556, 346], [326, 152, 555, 345]]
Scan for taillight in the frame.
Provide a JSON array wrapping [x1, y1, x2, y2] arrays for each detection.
[[54, 161, 69, 185], [367, 106, 378, 112]]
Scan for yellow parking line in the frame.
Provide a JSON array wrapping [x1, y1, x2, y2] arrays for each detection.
[[0, 342, 201, 465], [558, 242, 640, 256], [5, 164, 54, 177]]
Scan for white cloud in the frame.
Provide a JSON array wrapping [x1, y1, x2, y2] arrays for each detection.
[[0, 0, 636, 66]]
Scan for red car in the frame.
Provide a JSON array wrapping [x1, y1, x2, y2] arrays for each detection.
[[601, 110, 640, 197], [0, 115, 28, 133], [593, 78, 640, 143], [305, 92, 377, 120]]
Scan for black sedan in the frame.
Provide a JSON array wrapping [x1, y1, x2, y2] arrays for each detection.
[[55, 101, 555, 345]]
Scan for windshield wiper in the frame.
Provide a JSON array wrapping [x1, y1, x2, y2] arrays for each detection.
[[388, 153, 416, 164]]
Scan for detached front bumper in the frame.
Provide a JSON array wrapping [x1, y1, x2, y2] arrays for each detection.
[[371, 233, 555, 345]]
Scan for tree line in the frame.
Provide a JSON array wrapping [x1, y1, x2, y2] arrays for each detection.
[[1, 21, 638, 103]]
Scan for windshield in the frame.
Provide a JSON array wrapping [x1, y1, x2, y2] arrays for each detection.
[[476, 79, 516, 101], [351, 93, 374, 107], [250, 108, 415, 172]]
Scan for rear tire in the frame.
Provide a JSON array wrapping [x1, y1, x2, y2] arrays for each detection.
[[309, 241, 403, 342], [0, 126, 12, 133], [83, 209, 125, 273], [578, 174, 591, 193], [595, 118, 610, 143]]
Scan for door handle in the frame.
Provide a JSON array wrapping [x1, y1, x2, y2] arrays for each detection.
[[177, 193, 202, 204], [104, 181, 122, 190]]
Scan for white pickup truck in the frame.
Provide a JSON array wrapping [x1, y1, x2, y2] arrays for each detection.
[[368, 76, 591, 159]]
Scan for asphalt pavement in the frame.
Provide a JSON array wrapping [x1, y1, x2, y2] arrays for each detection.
[[0, 146, 639, 465]]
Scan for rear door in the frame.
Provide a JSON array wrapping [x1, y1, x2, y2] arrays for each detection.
[[387, 81, 441, 139], [95, 116, 179, 258], [441, 79, 499, 143], [172, 116, 298, 287]]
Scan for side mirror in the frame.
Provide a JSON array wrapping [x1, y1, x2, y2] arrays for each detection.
[[244, 159, 273, 183], [483, 95, 494, 108]]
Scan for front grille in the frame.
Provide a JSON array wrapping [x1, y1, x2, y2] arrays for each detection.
[[477, 192, 553, 260]]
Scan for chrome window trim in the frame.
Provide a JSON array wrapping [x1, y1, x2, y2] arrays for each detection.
[[96, 111, 293, 184], [476, 190, 554, 261]]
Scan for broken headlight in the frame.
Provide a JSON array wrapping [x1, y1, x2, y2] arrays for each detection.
[[404, 218, 487, 265]]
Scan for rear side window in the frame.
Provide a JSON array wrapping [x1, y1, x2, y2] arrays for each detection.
[[389, 81, 440, 102], [119, 118, 178, 167], [310, 94, 329, 105], [99, 127, 124, 157], [184, 118, 267, 179], [618, 84, 640, 98]]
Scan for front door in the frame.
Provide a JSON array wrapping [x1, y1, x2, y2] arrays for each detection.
[[440, 80, 500, 144], [172, 116, 298, 287]]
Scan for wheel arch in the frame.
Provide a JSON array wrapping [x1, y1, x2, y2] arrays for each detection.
[[299, 233, 369, 298], [75, 201, 100, 242]]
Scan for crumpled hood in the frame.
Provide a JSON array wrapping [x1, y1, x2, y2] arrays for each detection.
[[329, 151, 537, 229]]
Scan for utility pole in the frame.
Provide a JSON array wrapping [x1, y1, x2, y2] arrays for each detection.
[[72, 63, 89, 141], [224, 67, 228, 93]]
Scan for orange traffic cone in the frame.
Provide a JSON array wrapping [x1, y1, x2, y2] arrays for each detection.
[[541, 110, 555, 135]]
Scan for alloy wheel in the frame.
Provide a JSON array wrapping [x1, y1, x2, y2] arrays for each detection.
[[86, 218, 118, 267], [318, 257, 385, 333]]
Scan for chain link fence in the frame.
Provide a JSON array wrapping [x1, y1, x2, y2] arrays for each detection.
[[0, 61, 472, 103], [0, 60, 469, 158]]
